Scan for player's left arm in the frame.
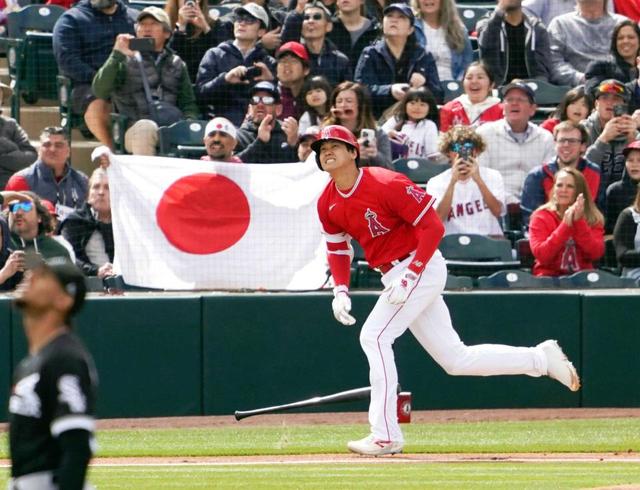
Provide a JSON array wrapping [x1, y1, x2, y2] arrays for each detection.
[[385, 176, 445, 304]]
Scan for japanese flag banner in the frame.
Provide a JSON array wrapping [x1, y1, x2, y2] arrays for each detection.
[[107, 155, 331, 290]]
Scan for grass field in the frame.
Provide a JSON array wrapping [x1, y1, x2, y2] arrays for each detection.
[[1, 417, 640, 488]]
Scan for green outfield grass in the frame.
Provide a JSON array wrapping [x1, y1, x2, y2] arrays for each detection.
[[1, 418, 639, 488], [2, 463, 640, 489]]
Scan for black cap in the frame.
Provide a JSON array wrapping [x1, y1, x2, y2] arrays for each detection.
[[41, 257, 87, 316], [500, 81, 536, 104], [383, 3, 415, 26], [249, 81, 280, 102]]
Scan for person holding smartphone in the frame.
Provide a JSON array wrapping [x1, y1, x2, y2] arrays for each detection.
[[322, 81, 392, 168], [165, 0, 234, 83], [92, 7, 200, 155], [427, 125, 506, 237]]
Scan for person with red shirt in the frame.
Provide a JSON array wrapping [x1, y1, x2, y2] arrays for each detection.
[[313, 124, 581, 457], [529, 167, 605, 276]]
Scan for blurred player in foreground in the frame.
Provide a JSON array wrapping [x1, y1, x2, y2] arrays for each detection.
[[8, 257, 97, 489], [313, 125, 580, 456]]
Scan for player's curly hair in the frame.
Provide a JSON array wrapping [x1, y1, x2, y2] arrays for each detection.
[[438, 125, 486, 155]]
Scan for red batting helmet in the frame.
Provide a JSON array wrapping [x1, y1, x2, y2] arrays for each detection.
[[311, 125, 360, 169]]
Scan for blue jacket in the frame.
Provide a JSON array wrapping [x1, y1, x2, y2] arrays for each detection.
[[53, 0, 137, 84], [354, 39, 443, 117], [195, 41, 276, 126], [413, 20, 473, 81]]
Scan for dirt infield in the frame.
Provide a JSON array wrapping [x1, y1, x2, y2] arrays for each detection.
[[93, 407, 640, 429]]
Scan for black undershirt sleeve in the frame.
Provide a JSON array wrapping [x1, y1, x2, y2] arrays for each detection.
[[56, 429, 92, 490]]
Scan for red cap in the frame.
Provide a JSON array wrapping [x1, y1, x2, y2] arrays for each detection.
[[623, 140, 640, 157], [41, 199, 58, 216], [277, 41, 310, 64]]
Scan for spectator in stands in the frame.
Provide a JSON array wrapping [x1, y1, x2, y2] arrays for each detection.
[[5, 127, 88, 215], [439, 61, 503, 133], [428, 125, 506, 237], [323, 81, 392, 168], [585, 20, 640, 97], [355, 3, 442, 118], [8, 193, 71, 262], [606, 140, 640, 234], [548, 0, 627, 87], [0, 190, 32, 290], [476, 81, 555, 205], [521, 121, 601, 227], [381, 86, 439, 160], [248, 0, 286, 53], [529, 167, 605, 275], [59, 168, 114, 277], [522, 0, 577, 28], [92, 7, 200, 156], [476, 0, 553, 86], [53, 0, 137, 148], [196, 3, 276, 126], [166, 0, 234, 84], [275, 42, 310, 120], [235, 81, 298, 163], [540, 85, 593, 134], [583, 79, 636, 208], [40, 199, 76, 263], [297, 125, 320, 161], [201, 117, 243, 163], [411, 0, 473, 83], [613, 182, 640, 280], [329, 0, 381, 70], [299, 75, 332, 134], [0, 83, 37, 189], [280, 2, 352, 86]]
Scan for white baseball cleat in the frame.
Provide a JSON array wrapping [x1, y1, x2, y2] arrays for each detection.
[[538, 339, 581, 392], [347, 434, 404, 456]]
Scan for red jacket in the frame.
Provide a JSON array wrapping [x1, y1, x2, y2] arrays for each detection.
[[614, 0, 640, 22], [529, 208, 604, 276], [439, 99, 503, 133]]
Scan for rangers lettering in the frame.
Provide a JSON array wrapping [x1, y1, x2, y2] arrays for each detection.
[[364, 208, 390, 237]]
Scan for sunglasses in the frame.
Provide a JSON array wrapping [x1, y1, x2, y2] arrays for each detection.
[[303, 13, 324, 21], [9, 201, 34, 213], [233, 14, 259, 24], [598, 81, 625, 95], [250, 95, 276, 105]]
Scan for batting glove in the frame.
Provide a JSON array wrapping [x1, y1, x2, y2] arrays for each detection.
[[385, 270, 419, 305], [332, 285, 356, 326]]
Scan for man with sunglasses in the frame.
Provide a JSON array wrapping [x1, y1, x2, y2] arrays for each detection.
[[235, 81, 299, 163], [280, 2, 352, 86], [583, 79, 637, 209], [196, 3, 276, 126], [5, 127, 88, 220]]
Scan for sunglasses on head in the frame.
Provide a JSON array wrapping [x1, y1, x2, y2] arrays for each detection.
[[9, 201, 34, 213], [250, 95, 275, 105], [598, 82, 625, 95], [303, 13, 324, 21]]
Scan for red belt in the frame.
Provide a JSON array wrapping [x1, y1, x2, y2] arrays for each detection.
[[375, 253, 412, 274]]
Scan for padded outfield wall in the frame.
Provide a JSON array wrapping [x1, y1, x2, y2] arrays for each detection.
[[1, 290, 639, 420]]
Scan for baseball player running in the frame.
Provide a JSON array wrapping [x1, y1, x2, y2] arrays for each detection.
[[8, 257, 97, 490], [313, 125, 580, 457]]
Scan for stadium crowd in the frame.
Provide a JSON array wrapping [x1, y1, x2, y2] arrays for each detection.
[[1, 0, 640, 287]]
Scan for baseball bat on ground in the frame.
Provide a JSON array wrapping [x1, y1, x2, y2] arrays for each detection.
[[234, 386, 372, 421]]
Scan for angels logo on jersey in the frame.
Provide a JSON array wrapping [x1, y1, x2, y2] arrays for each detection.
[[406, 185, 426, 203], [365, 208, 390, 237]]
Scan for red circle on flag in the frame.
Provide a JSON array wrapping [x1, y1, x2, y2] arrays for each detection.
[[156, 173, 250, 254]]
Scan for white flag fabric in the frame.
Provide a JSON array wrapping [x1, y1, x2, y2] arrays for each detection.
[[107, 155, 330, 290]]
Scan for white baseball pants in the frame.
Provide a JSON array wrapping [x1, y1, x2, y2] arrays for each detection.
[[360, 251, 548, 443]]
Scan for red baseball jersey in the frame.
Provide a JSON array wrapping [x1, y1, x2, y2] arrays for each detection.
[[317, 167, 436, 268]]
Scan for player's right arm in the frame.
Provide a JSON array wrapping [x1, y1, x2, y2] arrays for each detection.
[[318, 197, 356, 326]]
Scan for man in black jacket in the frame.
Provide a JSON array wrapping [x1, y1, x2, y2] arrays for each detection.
[[235, 81, 299, 163], [281, 1, 352, 86]]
